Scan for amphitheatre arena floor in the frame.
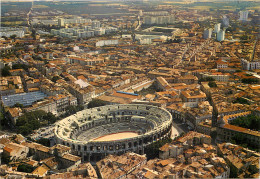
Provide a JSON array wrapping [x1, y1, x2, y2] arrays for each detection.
[[91, 131, 140, 141]]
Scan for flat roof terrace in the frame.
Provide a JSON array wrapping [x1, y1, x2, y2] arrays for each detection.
[[1, 91, 47, 107]]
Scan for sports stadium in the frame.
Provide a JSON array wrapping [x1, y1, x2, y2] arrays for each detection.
[[54, 104, 172, 161]]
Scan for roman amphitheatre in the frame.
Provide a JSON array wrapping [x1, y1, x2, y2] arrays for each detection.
[[54, 104, 172, 161]]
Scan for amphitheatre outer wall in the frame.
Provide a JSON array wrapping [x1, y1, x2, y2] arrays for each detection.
[[54, 104, 172, 161]]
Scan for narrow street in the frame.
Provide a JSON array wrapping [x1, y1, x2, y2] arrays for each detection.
[[171, 117, 189, 139]]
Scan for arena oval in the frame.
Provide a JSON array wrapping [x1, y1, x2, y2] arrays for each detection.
[[54, 104, 172, 162]]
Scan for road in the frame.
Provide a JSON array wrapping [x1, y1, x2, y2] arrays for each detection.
[[27, 1, 33, 26], [171, 117, 189, 139], [251, 38, 258, 61], [29, 124, 55, 140], [135, 15, 142, 31]]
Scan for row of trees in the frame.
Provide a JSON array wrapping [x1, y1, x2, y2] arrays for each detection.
[[137, 82, 158, 95], [233, 97, 250, 105], [16, 104, 86, 135], [1, 63, 31, 77], [17, 164, 35, 173], [199, 77, 215, 83], [12, 63, 30, 71], [0, 111, 5, 131], [60, 105, 84, 118], [231, 133, 260, 152], [144, 137, 172, 160], [1, 66, 11, 76], [16, 110, 59, 136], [241, 78, 258, 84], [198, 77, 218, 87], [208, 81, 217, 88], [87, 99, 108, 109], [230, 114, 260, 131]]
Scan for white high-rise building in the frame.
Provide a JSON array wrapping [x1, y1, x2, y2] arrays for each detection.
[[214, 23, 221, 33], [217, 29, 225, 41], [203, 28, 212, 39], [239, 10, 249, 21], [139, 10, 143, 16], [58, 18, 65, 27], [222, 15, 229, 27], [92, 21, 101, 29]]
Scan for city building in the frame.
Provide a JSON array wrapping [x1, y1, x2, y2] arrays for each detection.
[[239, 10, 249, 21], [143, 15, 175, 25], [217, 143, 260, 178], [222, 15, 229, 27], [217, 29, 225, 41], [66, 56, 104, 66], [0, 27, 25, 38], [201, 72, 230, 82], [92, 21, 101, 29], [96, 39, 119, 47], [214, 23, 221, 33], [180, 89, 207, 107], [241, 58, 260, 70], [203, 28, 212, 39], [58, 18, 64, 27], [150, 132, 231, 178], [159, 131, 211, 159], [217, 111, 260, 147], [3, 142, 29, 161], [96, 152, 147, 178]]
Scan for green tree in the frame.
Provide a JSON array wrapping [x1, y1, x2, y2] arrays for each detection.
[[231, 133, 260, 152], [242, 78, 258, 84], [240, 35, 249, 41], [51, 76, 60, 83], [64, 77, 70, 81], [44, 59, 49, 64], [230, 114, 260, 131], [0, 112, 4, 130], [13, 103, 24, 108], [233, 97, 250, 105], [45, 112, 58, 124], [144, 137, 172, 160], [12, 64, 29, 71], [2, 154, 11, 164], [199, 77, 215, 83], [76, 105, 84, 111], [208, 81, 217, 88], [88, 99, 108, 108], [18, 125, 33, 136], [31, 29, 36, 40], [1, 66, 11, 76], [65, 105, 77, 115], [63, 105, 85, 117], [10, 34, 17, 41], [205, 77, 215, 81], [16, 110, 58, 136], [1, 36, 8, 40], [17, 164, 35, 173], [36, 138, 50, 147], [229, 164, 239, 178]]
